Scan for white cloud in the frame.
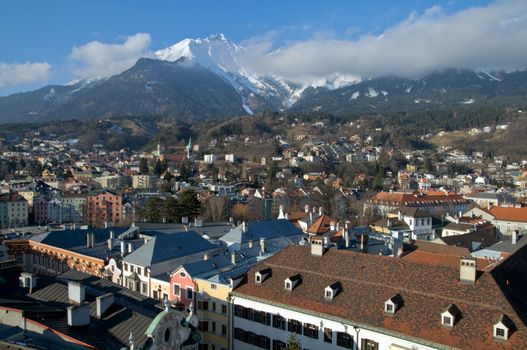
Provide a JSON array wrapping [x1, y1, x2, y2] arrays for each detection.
[[70, 33, 151, 78], [240, 1, 527, 83], [0, 61, 52, 88]]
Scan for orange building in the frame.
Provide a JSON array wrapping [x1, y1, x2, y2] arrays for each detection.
[[86, 190, 122, 226]]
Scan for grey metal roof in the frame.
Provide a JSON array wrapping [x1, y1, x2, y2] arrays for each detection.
[[123, 231, 217, 266], [35, 227, 128, 250], [220, 219, 302, 244]]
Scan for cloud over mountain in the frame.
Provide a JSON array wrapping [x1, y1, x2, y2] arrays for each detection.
[[69, 33, 152, 78], [0, 61, 52, 88], [239, 1, 527, 83]]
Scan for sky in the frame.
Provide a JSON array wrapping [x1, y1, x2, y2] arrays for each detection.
[[2, 0, 527, 95]]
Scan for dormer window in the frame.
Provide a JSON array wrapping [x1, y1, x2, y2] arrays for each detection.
[[385, 294, 403, 314], [255, 268, 271, 285], [441, 304, 460, 327], [324, 282, 341, 301], [494, 314, 514, 341], [284, 274, 301, 291]]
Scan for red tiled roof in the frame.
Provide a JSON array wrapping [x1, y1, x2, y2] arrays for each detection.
[[489, 206, 527, 223], [234, 245, 527, 350], [369, 191, 468, 205]]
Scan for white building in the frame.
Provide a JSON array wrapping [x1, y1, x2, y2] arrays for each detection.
[[231, 242, 526, 350], [225, 154, 235, 163], [204, 154, 218, 164]]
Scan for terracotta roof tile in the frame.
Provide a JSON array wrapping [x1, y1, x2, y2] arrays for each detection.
[[490, 206, 527, 223], [233, 245, 527, 350]]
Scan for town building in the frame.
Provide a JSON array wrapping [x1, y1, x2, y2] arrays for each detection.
[[231, 241, 527, 350], [86, 189, 123, 226], [0, 192, 28, 228]]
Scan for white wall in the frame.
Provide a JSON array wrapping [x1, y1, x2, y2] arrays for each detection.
[[233, 296, 438, 350]]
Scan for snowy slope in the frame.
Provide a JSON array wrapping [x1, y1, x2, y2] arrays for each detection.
[[155, 34, 362, 111]]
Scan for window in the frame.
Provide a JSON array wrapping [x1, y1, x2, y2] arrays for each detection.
[[211, 301, 216, 312], [496, 328, 506, 337], [221, 304, 227, 314], [272, 340, 286, 350], [272, 314, 286, 330], [325, 290, 332, 299], [324, 328, 333, 343], [210, 283, 217, 290], [256, 275, 261, 283], [141, 282, 147, 294], [303, 323, 319, 339], [361, 339, 379, 350], [234, 305, 243, 317], [211, 321, 216, 333], [173, 284, 180, 296], [336, 332, 353, 349], [385, 303, 394, 313], [285, 281, 291, 290], [186, 287, 193, 299], [221, 324, 227, 336], [443, 316, 452, 326], [288, 319, 302, 334], [198, 320, 209, 332]]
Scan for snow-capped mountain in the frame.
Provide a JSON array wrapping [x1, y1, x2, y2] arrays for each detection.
[[154, 34, 362, 112]]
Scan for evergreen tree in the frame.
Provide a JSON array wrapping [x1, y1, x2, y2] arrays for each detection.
[[139, 158, 149, 175], [285, 334, 302, 350]]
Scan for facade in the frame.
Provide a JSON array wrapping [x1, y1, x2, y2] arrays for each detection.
[[366, 190, 470, 217], [93, 174, 130, 189], [0, 192, 29, 228], [61, 193, 87, 223], [231, 243, 527, 350], [489, 205, 527, 236], [132, 174, 159, 190], [86, 189, 123, 225], [387, 207, 435, 240], [122, 231, 218, 297]]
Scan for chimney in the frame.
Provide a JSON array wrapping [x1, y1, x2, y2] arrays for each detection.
[[86, 233, 91, 248], [360, 234, 369, 253], [309, 212, 314, 224], [344, 230, 350, 248], [512, 231, 518, 245], [260, 238, 266, 254], [204, 252, 210, 260], [398, 211, 403, 221], [460, 257, 477, 284], [310, 237, 326, 257], [68, 281, 85, 304], [104, 221, 108, 228], [182, 216, 189, 224], [279, 204, 285, 218], [107, 239, 114, 250], [144, 237, 149, 244], [120, 241, 126, 255], [248, 240, 253, 248], [488, 202, 493, 210], [127, 243, 133, 253], [241, 221, 247, 233], [312, 206, 317, 214], [67, 304, 90, 326], [330, 221, 336, 231], [96, 293, 114, 319], [231, 251, 237, 264], [110, 230, 115, 239], [304, 204, 310, 213], [319, 207, 323, 216], [387, 219, 391, 228], [194, 217, 203, 227]]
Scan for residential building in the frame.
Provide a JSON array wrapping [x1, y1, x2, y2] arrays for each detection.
[[489, 205, 527, 237], [0, 192, 28, 228], [121, 231, 218, 297], [132, 174, 159, 190], [231, 242, 527, 350], [86, 189, 123, 225], [62, 192, 87, 223], [365, 190, 470, 217]]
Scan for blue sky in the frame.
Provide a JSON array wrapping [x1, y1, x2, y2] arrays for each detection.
[[3, 0, 525, 95]]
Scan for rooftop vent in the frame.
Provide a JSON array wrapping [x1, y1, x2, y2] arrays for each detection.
[[324, 282, 341, 301], [255, 268, 272, 284], [441, 304, 461, 327], [284, 274, 301, 291], [385, 293, 403, 314]]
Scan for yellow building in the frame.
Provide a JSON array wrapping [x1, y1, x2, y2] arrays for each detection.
[[194, 275, 242, 350]]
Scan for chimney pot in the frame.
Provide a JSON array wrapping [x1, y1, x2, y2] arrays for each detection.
[[231, 251, 237, 264]]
